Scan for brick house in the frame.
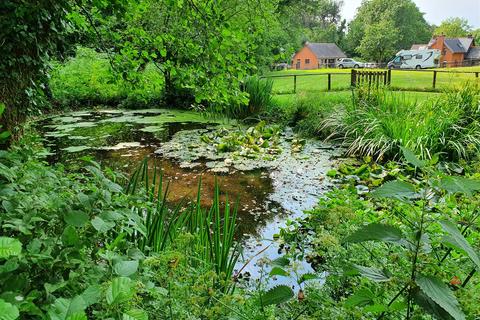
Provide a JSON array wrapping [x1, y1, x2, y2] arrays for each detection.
[[427, 35, 477, 67], [291, 42, 346, 70]]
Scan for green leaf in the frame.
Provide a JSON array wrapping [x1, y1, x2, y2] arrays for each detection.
[[47, 297, 86, 320], [91, 217, 115, 233], [81, 285, 102, 307], [106, 277, 134, 305], [64, 211, 89, 227], [344, 223, 405, 246], [271, 256, 290, 267], [344, 288, 375, 308], [440, 220, 480, 270], [440, 176, 480, 196], [416, 275, 465, 320], [370, 180, 416, 201], [260, 285, 294, 306], [0, 237, 22, 259], [114, 260, 139, 277], [299, 273, 318, 284], [122, 309, 148, 320], [413, 289, 453, 320], [0, 299, 19, 320], [62, 146, 90, 153], [269, 266, 289, 277], [353, 264, 391, 282], [400, 147, 426, 168]]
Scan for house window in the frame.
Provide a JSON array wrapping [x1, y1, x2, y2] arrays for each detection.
[[305, 59, 310, 64], [296, 59, 300, 63]]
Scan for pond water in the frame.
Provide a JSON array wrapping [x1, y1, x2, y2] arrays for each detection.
[[38, 108, 341, 287]]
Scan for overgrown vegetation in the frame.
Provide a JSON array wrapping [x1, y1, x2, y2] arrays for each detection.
[[324, 84, 480, 160]]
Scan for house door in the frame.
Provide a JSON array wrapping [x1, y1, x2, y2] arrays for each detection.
[[296, 61, 301, 69]]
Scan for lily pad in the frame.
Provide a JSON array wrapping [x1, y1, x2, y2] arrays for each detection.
[[62, 146, 91, 153]]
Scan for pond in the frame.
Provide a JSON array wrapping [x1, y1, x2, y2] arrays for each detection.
[[38, 108, 341, 286]]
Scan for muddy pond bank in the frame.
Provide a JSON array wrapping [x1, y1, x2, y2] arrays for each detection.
[[37, 108, 341, 285]]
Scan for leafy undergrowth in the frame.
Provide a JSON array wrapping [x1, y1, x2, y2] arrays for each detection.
[[279, 150, 480, 319]]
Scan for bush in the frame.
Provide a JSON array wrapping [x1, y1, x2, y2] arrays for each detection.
[[224, 76, 273, 119], [324, 83, 480, 160]]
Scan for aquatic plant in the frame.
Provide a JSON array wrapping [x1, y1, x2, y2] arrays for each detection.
[[126, 158, 240, 290]]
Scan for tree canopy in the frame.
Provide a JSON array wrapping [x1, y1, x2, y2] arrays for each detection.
[[344, 0, 431, 61]]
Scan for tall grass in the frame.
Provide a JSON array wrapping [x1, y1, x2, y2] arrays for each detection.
[[126, 158, 239, 290], [224, 76, 273, 119], [324, 83, 480, 160]]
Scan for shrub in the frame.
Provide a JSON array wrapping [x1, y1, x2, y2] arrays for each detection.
[[225, 76, 273, 119], [324, 83, 480, 160]]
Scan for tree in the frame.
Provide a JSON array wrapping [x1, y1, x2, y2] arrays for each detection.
[[344, 0, 431, 61], [434, 17, 471, 37], [357, 20, 398, 62]]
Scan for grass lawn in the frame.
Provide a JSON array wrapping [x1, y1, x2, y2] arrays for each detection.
[[268, 67, 480, 94]]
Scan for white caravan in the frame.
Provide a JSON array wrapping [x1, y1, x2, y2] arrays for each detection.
[[387, 49, 440, 69]]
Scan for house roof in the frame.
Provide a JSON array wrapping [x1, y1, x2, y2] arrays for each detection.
[[444, 37, 474, 53], [306, 42, 346, 58], [466, 47, 480, 60]]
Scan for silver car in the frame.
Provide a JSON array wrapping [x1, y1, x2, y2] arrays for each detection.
[[336, 58, 364, 69]]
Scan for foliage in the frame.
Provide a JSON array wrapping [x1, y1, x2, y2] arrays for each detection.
[[0, 139, 245, 318], [50, 47, 163, 108], [280, 151, 480, 319], [344, 0, 431, 61], [324, 84, 480, 161], [356, 20, 399, 63], [434, 18, 472, 38], [237, 76, 274, 119]]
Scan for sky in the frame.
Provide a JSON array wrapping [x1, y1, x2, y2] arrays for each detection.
[[340, 0, 480, 28]]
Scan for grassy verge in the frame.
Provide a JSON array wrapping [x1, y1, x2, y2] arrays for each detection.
[[268, 67, 480, 94]]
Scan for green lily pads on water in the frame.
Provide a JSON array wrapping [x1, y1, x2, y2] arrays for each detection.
[[62, 146, 91, 153]]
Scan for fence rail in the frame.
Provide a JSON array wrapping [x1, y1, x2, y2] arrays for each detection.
[[263, 68, 480, 94]]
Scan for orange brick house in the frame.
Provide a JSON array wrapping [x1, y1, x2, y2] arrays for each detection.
[[427, 35, 477, 67], [292, 42, 346, 70]]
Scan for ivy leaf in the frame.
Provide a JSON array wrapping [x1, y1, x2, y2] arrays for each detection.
[[353, 264, 391, 282], [0, 299, 19, 320], [344, 223, 406, 246], [0, 237, 22, 259], [416, 275, 465, 320], [122, 309, 148, 320], [439, 176, 480, 196], [64, 211, 89, 227], [260, 285, 294, 306], [114, 260, 139, 277], [370, 180, 416, 201], [400, 147, 425, 168], [106, 277, 134, 305], [344, 288, 375, 308], [440, 220, 480, 270]]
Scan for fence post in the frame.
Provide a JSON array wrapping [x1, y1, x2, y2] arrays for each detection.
[[387, 69, 391, 85], [351, 69, 356, 87], [476, 72, 479, 78], [293, 75, 297, 94], [432, 71, 437, 89], [383, 71, 387, 85], [327, 73, 331, 91]]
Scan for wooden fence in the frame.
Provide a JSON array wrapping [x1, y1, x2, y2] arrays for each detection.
[[262, 72, 350, 93], [351, 69, 391, 88]]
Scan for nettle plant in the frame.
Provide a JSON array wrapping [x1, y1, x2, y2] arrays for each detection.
[[343, 148, 480, 319]]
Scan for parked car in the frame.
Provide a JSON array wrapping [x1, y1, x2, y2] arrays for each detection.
[[336, 58, 364, 69], [387, 49, 440, 69], [364, 62, 379, 69], [271, 62, 289, 71]]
